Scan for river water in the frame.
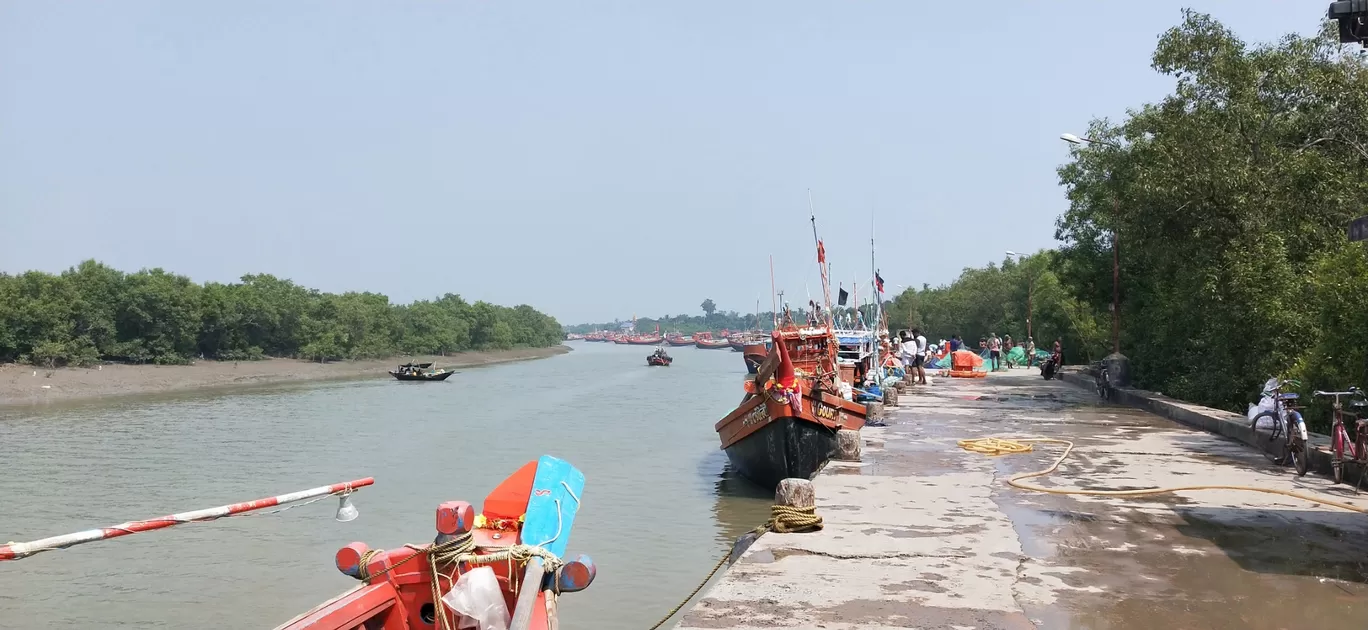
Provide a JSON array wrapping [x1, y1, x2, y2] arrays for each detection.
[[0, 342, 771, 629]]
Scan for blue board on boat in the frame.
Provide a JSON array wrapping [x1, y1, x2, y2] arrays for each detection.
[[521, 455, 585, 557]]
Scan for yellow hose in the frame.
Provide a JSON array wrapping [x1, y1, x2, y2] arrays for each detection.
[[957, 437, 1368, 514]]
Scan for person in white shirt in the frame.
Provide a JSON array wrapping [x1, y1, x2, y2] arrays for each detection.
[[907, 328, 928, 385]]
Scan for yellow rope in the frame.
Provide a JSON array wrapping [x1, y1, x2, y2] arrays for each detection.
[[959, 437, 1368, 514], [766, 504, 824, 533]]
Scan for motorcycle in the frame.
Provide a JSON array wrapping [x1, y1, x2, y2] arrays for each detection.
[[1040, 351, 1061, 380]]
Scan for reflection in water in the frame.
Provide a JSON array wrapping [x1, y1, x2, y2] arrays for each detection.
[[0, 342, 771, 630]]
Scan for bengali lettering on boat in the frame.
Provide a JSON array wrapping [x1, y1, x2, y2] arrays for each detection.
[[741, 403, 770, 428]]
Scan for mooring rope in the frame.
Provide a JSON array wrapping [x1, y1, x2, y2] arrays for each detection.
[[957, 437, 1368, 514], [645, 501, 825, 630]]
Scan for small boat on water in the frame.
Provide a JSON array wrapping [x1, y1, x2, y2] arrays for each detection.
[[665, 334, 695, 346], [277, 455, 592, 630], [647, 348, 673, 366], [389, 363, 455, 382], [626, 334, 663, 345], [695, 338, 730, 350]]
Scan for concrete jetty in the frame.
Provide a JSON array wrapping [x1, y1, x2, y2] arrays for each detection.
[[679, 371, 1368, 629]]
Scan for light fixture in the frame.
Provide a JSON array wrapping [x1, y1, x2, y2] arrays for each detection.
[[1060, 133, 1084, 145], [335, 492, 359, 522]]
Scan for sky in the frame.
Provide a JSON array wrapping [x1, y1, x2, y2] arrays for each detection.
[[0, 1, 1328, 324]]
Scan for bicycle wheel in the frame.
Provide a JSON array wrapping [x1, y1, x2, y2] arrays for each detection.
[[1291, 434, 1309, 477], [1250, 411, 1286, 464]]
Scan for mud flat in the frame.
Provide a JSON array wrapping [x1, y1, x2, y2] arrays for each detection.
[[679, 371, 1368, 630], [0, 345, 570, 407]]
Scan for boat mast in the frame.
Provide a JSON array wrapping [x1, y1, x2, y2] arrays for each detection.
[[807, 189, 834, 329], [870, 213, 883, 382]]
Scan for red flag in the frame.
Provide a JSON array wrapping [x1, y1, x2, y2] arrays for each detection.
[[875, 270, 885, 293], [817, 240, 826, 264]]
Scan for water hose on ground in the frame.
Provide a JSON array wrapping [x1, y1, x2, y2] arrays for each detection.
[[644, 503, 824, 630], [956, 437, 1368, 514]]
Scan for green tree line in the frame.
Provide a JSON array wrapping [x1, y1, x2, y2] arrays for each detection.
[[883, 250, 1108, 358], [0, 260, 565, 366], [564, 297, 886, 336], [892, 12, 1368, 429]]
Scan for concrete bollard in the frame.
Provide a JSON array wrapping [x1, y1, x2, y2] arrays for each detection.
[[775, 478, 815, 508], [834, 429, 862, 461], [865, 401, 884, 419], [884, 387, 899, 407]]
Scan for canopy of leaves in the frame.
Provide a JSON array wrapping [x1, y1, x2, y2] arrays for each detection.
[[1053, 12, 1368, 425], [0, 262, 564, 366]]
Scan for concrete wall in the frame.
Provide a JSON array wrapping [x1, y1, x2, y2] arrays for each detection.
[[1058, 369, 1361, 483]]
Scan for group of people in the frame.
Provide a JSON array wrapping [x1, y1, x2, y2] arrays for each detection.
[[890, 328, 929, 385]]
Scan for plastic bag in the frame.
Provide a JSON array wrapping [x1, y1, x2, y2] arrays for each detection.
[[441, 566, 510, 630]]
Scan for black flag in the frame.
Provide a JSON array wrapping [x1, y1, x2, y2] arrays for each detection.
[[837, 287, 849, 306]]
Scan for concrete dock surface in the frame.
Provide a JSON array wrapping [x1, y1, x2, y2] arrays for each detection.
[[679, 371, 1368, 629]]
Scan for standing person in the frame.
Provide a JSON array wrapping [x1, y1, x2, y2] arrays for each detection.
[[988, 333, 1002, 371], [911, 328, 928, 385], [950, 334, 963, 352], [1053, 338, 1063, 366], [1003, 334, 1014, 368], [1025, 337, 1036, 367]]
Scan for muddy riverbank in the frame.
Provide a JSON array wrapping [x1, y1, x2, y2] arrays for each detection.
[[0, 345, 570, 407]]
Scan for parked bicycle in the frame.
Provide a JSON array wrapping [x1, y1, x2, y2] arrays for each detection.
[[1313, 387, 1368, 490], [1249, 377, 1309, 476]]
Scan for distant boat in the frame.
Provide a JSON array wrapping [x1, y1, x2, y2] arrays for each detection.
[[647, 348, 673, 366], [695, 337, 730, 350], [388, 363, 455, 382], [627, 334, 664, 345]]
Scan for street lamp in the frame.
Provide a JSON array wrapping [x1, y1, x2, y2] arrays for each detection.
[[1005, 251, 1036, 341], [1061, 131, 1122, 358]]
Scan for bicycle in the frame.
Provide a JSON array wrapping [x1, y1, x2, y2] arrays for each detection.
[[1313, 387, 1368, 490], [1249, 377, 1309, 476]]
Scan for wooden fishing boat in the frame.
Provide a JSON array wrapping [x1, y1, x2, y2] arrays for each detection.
[[647, 353, 673, 366], [277, 456, 593, 630], [695, 338, 730, 350], [389, 363, 455, 382], [715, 327, 866, 490], [665, 335, 695, 346], [742, 342, 769, 374], [627, 334, 663, 345]]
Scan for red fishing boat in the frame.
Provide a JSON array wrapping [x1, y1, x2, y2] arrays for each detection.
[[742, 342, 769, 374], [716, 326, 866, 489], [627, 334, 664, 345], [695, 337, 730, 350], [1, 459, 594, 630], [715, 208, 865, 489], [665, 334, 695, 346], [277, 456, 592, 630]]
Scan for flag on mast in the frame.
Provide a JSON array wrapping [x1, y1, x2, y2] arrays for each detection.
[[837, 285, 849, 307], [875, 270, 886, 294]]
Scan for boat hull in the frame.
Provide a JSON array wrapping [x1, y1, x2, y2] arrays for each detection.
[[666, 338, 694, 346], [715, 388, 866, 490], [742, 343, 768, 374], [647, 356, 672, 366], [389, 371, 454, 382], [695, 340, 730, 350]]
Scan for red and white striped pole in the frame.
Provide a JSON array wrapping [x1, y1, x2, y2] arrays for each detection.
[[0, 477, 374, 561]]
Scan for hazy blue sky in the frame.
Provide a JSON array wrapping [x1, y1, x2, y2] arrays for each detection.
[[0, 2, 1325, 324]]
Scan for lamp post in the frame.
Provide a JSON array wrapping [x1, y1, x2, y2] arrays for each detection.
[[1005, 251, 1035, 341], [1062, 132, 1128, 385], [1061, 133, 1121, 356]]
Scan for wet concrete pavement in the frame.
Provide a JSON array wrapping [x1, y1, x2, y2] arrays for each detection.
[[679, 371, 1368, 629]]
